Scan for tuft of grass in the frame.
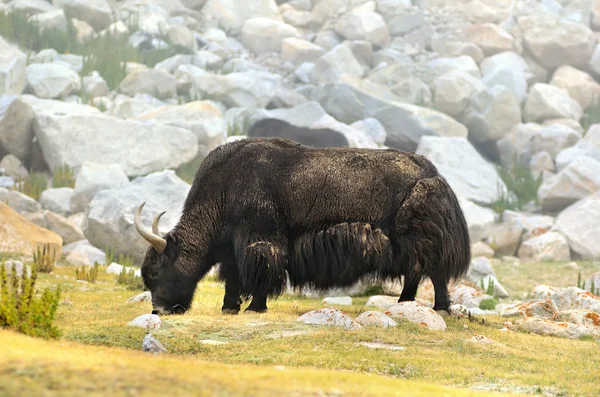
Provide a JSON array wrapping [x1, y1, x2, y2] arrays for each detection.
[[33, 245, 56, 274], [13, 172, 48, 201], [492, 159, 542, 216], [52, 164, 75, 188], [478, 298, 498, 310], [0, 261, 61, 339], [227, 114, 250, 137], [116, 267, 145, 291], [581, 96, 600, 134], [75, 263, 99, 284]]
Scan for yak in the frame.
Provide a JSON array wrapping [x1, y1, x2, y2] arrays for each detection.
[[135, 137, 471, 316]]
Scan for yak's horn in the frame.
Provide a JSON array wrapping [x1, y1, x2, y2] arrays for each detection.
[[152, 211, 166, 236], [134, 202, 167, 253]]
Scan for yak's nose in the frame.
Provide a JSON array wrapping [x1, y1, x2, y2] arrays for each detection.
[[170, 304, 187, 315]]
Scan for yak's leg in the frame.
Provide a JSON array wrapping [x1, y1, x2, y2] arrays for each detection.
[[218, 260, 242, 315], [245, 293, 268, 313], [398, 278, 419, 303], [431, 274, 451, 317]]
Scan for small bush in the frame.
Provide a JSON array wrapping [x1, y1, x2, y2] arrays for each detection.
[[492, 159, 542, 216], [479, 298, 499, 310], [0, 261, 61, 338], [75, 262, 99, 283], [52, 164, 75, 188], [33, 244, 56, 274], [116, 267, 145, 291], [14, 173, 48, 201]]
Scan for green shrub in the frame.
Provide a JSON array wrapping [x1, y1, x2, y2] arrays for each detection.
[[14, 173, 48, 201], [75, 262, 99, 283], [478, 298, 499, 310], [0, 261, 61, 338], [52, 164, 75, 188], [116, 267, 145, 291], [33, 244, 56, 274], [492, 159, 542, 217]]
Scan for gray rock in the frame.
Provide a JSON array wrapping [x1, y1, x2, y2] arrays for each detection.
[[128, 291, 152, 303], [365, 295, 399, 310], [128, 314, 162, 329], [390, 78, 432, 107], [241, 18, 300, 54], [530, 124, 580, 159], [484, 221, 524, 257], [530, 151, 555, 178], [322, 296, 352, 306], [25, 63, 81, 99], [433, 72, 486, 117], [555, 191, 600, 260], [524, 83, 583, 123], [6, 0, 56, 15], [281, 38, 326, 65], [201, 0, 281, 31], [142, 333, 167, 354], [82, 71, 109, 99], [62, 239, 107, 265], [309, 44, 364, 84], [33, 113, 197, 177], [334, 7, 390, 47], [296, 308, 362, 330], [108, 93, 165, 119], [424, 55, 481, 80], [417, 137, 507, 206], [349, 118, 387, 147], [69, 162, 130, 214], [39, 187, 73, 216], [63, 0, 113, 31], [29, 9, 67, 33], [0, 35, 27, 96], [518, 231, 571, 262], [355, 311, 398, 328], [482, 66, 528, 105], [0, 187, 42, 214], [85, 170, 190, 263], [0, 155, 28, 179], [3, 260, 30, 278], [23, 210, 84, 245], [496, 122, 545, 168], [502, 210, 555, 241], [0, 96, 35, 160], [550, 65, 600, 110], [119, 69, 176, 100], [480, 51, 536, 86], [459, 198, 498, 243]]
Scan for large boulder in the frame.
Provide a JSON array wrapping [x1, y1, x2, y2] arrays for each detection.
[[0, 202, 62, 259], [308, 44, 364, 84], [524, 84, 583, 123], [517, 231, 571, 262], [416, 137, 507, 206], [555, 191, 600, 259], [518, 14, 596, 70], [432, 72, 486, 117], [481, 66, 528, 105], [538, 157, 600, 212], [0, 36, 27, 95], [334, 6, 390, 47], [63, 0, 113, 31], [119, 69, 176, 100], [39, 187, 73, 216], [555, 124, 600, 170], [459, 198, 498, 243], [464, 23, 514, 56], [25, 63, 81, 99], [33, 113, 198, 177], [0, 187, 41, 214], [69, 162, 130, 214], [549, 65, 600, 110], [23, 210, 84, 245], [281, 38, 326, 65], [241, 18, 300, 54], [201, 0, 281, 31], [84, 170, 190, 263], [496, 122, 545, 168], [530, 124, 580, 159]]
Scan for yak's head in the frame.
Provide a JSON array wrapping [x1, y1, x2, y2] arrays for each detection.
[[134, 202, 196, 315]]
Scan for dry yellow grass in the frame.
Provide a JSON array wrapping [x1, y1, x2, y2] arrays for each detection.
[[2, 262, 600, 396]]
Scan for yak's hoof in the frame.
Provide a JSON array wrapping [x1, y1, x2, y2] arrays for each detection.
[[222, 308, 240, 315], [435, 309, 450, 318], [245, 308, 267, 314]]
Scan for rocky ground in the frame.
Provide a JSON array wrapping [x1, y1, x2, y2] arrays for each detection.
[[1, 0, 600, 394]]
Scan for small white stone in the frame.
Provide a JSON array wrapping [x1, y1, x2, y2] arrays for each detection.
[[357, 342, 405, 351], [322, 296, 352, 306], [128, 314, 161, 330]]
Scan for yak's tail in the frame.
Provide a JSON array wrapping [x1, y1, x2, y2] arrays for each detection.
[[236, 240, 287, 300], [393, 175, 471, 284]]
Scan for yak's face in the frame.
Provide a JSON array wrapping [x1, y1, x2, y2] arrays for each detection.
[[135, 202, 195, 315]]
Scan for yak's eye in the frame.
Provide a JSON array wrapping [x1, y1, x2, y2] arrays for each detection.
[[148, 269, 159, 279]]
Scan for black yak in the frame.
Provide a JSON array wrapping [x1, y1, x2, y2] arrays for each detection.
[[135, 137, 470, 316]]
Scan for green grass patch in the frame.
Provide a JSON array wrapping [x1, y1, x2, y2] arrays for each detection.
[[51, 164, 75, 188], [13, 172, 48, 201], [492, 159, 542, 217]]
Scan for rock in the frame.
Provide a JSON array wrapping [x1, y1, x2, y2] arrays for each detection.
[[241, 18, 300, 54], [450, 285, 493, 309], [62, 239, 106, 266], [357, 342, 404, 350], [467, 257, 496, 281], [167, 25, 198, 51], [322, 296, 352, 306], [481, 66, 527, 105], [0, 188, 41, 214], [296, 308, 362, 330], [29, 9, 67, 33], [309, 114, 379, 148], [85, 170, 190, 263], [133, 100, 228, 154], [201, 0, 281, 31], [108, 94, 165, 119], [502, 210, 555, 241], [499, 300, 560, 318], [584, 272, 600, 294], [530, 124, 580, 159], [465, 23, 514, 56], [334, 7, 390, 47], [25, 63, 81, 99], [63, 0, 113, 31], [484, 221, 524, 257], [543, 286, 600, 313], [280, 4, 313, 27], [71, 18, 94, 43], [0, 155, 28, 179], [432, 72, 485, 117], [459, 198, 498, 243], [518, 14, 596, 70], [281, 38, 326, 65], [69, 162, 130, 214], [128, 314, 162, 330], [538, 157, 600, 212], [549, 65, 600, 110], [496, 122, 544, 168], [0, 36, 27, 95], [65, 251, 93, 267], [472, 241, 495, 258], [23, 210, 84, 245], [365, 295, 399, 310], [105, 262, 124, 275], [355, 311, 398, 328], [119, 69, 176, 100], [386, 10, 425, 37], [127, 291, 152, 303], [524, 84, 583, 123], [556, 310, 600, 328], [515, 317, 599, 339], [462, 85, 522, 146], [384, 301, 447, 331], [33, 113, 197, 177], [349, 118, 387, 147], [0, 96, 35, 160], [416, 137, 507, 206], [0, 202, 62, 258], [309, 44, 364, 84], [480, 51, 536, 86], [424, 55, 481, 80], [431, 39, 484, 64], [142, 333, 167, 354], [39, 187, 72, 216], [3, 260, 29, 278], [82, 71, 110, 99], [390, 78, 432, 107]]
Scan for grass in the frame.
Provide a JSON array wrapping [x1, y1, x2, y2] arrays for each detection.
[[33, 244, 56, 274], [52, 165, 75, 188], [13, 172, 48, 201], [581, 96, 600, 134], [492, 160, 542, 217], [0, 262, 593, 396]]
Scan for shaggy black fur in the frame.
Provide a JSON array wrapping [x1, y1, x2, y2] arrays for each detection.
[[247, 118, 349, 148], [140, 137, 471, 315]]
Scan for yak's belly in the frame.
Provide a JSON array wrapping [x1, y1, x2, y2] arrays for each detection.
[[287, 221, 394, 290]]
